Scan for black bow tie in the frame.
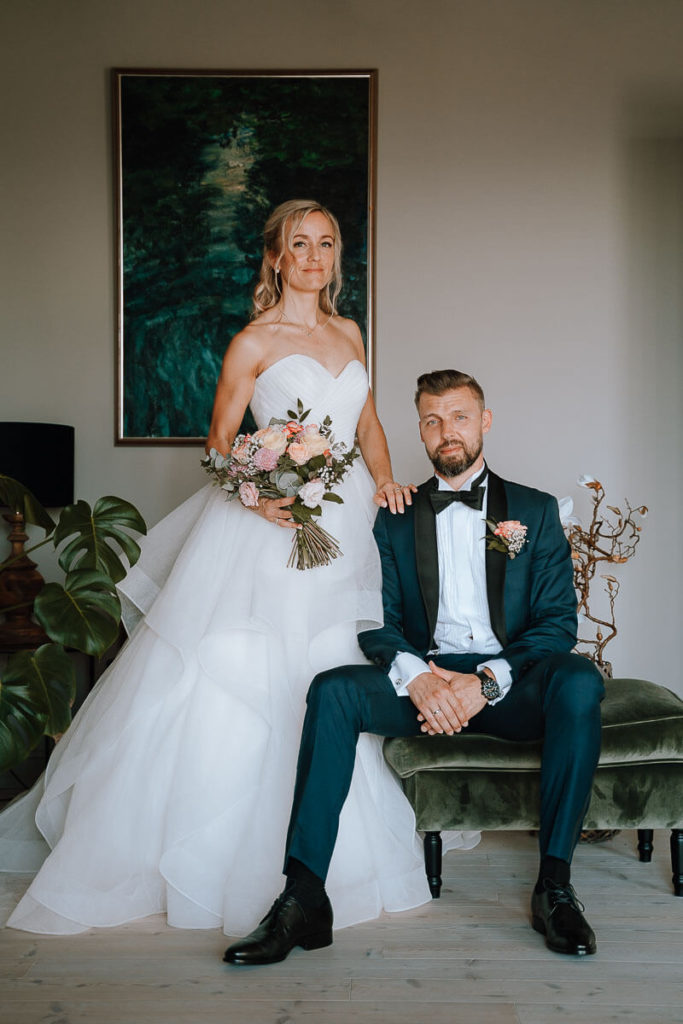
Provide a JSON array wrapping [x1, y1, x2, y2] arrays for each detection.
[[430, 484, 485, 514]]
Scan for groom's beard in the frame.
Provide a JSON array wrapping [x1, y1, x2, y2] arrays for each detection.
[[428, 436, 483, 479]]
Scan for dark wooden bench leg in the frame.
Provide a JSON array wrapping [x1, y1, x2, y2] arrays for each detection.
[[424, 831, 442, 898], [637, 828, 654, 862], [671, 829, 683, 896]]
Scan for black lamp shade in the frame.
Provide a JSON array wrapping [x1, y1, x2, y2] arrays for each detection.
[[0, 422, 75, 507]]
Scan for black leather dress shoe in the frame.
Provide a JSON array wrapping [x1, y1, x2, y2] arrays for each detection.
[[531, 880, 596, 955], [223, 891, 333, 966]]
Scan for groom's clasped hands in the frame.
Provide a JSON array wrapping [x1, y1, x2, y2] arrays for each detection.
[[410, 661, 488, 735]]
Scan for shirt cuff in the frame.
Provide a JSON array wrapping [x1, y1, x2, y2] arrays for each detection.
[[477, 658, 512, 705], [388, 652, 431, 697]]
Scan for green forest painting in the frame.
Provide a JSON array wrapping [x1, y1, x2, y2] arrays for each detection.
[[114, 70, 375, 443]]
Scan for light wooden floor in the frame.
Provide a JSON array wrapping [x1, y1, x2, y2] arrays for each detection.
[[1, 829, 682, 1024]]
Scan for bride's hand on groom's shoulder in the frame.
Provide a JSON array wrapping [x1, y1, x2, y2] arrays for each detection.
[[374, 481, 417, 515]]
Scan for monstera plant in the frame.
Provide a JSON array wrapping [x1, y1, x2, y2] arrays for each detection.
[[0, 475, 146, 773]]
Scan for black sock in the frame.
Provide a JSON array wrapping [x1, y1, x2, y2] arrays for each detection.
[[535, 855, 571, 893], [285, 857, 327, 909]]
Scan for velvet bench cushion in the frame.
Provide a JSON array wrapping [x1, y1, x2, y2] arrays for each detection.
[[383, 678, 683, 833]]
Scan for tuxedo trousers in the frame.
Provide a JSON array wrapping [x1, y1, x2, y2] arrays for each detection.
[[285, 652, 604, 882]]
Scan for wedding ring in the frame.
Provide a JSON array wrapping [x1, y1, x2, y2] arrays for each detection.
[[433, 708, 442, 716]]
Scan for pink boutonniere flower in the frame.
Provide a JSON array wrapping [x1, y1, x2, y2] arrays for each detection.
[[486, 518, 528, 558]]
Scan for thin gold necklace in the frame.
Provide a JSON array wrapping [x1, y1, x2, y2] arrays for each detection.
[[278, 309, 334, 337]]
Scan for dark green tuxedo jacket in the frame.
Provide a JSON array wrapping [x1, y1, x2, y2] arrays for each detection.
[[358, 470, 578, 683]]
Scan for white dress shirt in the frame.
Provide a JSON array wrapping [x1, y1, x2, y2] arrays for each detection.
[[388, 465, 512, 704]]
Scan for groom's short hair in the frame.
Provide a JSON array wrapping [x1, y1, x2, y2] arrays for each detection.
[[414, 370, 485, 410]]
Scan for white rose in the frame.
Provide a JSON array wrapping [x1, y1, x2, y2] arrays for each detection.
[[298, 479, 325, 509]]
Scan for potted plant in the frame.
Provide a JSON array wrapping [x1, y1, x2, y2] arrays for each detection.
[[0, 475, 146, 773]]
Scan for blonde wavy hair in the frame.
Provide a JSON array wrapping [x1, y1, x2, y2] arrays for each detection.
[[251, 199, 343, 317]]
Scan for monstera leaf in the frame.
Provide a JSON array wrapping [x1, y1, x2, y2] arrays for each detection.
[[34, 569, 121, 656], [54, 497, 147, 583], [0, 645, 76, 771], [0, 475, 55, 536], [0, 480, 146, 774]]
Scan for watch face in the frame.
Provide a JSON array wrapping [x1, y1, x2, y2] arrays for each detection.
[[479, 673, 501, 701]]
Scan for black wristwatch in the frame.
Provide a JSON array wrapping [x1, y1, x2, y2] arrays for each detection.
[[476, 669, 502, 703]]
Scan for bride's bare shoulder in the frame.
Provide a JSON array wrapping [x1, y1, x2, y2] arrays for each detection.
[[331, 315, 365, 361], [221, 316, 281, 373]]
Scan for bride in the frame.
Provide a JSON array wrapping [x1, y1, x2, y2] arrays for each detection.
[[0, 199, 478, 935]]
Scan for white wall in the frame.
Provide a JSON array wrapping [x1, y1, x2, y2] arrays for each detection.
[[1, 0, 682, 689]]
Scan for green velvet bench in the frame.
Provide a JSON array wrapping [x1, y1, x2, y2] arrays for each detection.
[[384, 678, 683, 897]]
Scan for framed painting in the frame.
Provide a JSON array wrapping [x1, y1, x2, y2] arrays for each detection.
[[113, 68, 377, 445]]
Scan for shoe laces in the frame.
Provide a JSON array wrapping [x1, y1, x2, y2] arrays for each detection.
[[542, 879, 585, 913], [260, 890, 299, 923]]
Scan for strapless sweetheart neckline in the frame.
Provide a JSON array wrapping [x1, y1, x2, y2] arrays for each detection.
[[257, 353, 364, 383], [249, 353, 367, 448]]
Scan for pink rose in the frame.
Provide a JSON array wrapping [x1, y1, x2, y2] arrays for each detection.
[[287, 442, 310, 466], [494, 520, 524, 540], [239, 481, 260, 507], [491, 519, 528, 557], [253, 446, 280, 471]]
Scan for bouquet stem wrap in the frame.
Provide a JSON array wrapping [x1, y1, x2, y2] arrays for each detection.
[[288, 520, 342, 571]]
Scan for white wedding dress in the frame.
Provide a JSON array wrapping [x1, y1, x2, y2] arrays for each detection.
[[0, 355, 479, 935]]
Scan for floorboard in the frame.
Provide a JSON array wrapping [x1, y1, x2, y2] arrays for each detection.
[[1, 829, 681, 1024]]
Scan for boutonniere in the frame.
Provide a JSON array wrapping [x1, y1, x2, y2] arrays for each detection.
[[486, 518, 528, 559]]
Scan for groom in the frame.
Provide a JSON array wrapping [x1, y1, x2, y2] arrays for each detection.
[[224, 369, 604, 965]]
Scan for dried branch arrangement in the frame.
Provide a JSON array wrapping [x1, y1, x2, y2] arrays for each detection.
[[564, 476, 648, 669]]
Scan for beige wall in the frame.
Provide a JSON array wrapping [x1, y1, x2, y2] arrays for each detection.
[[2, 0, 682, 689]]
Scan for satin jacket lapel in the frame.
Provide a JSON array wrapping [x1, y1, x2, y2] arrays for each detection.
[[485, 470, 508, 647], [414, 478, 439, 647]]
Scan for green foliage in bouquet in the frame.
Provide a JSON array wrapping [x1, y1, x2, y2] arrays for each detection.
[[0, 476, 147, 773]]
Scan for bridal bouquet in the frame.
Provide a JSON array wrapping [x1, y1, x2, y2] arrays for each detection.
[[202, 399, 359, 570]]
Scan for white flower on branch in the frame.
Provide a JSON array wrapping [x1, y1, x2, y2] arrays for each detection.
[[558, 496, 580, 528]]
